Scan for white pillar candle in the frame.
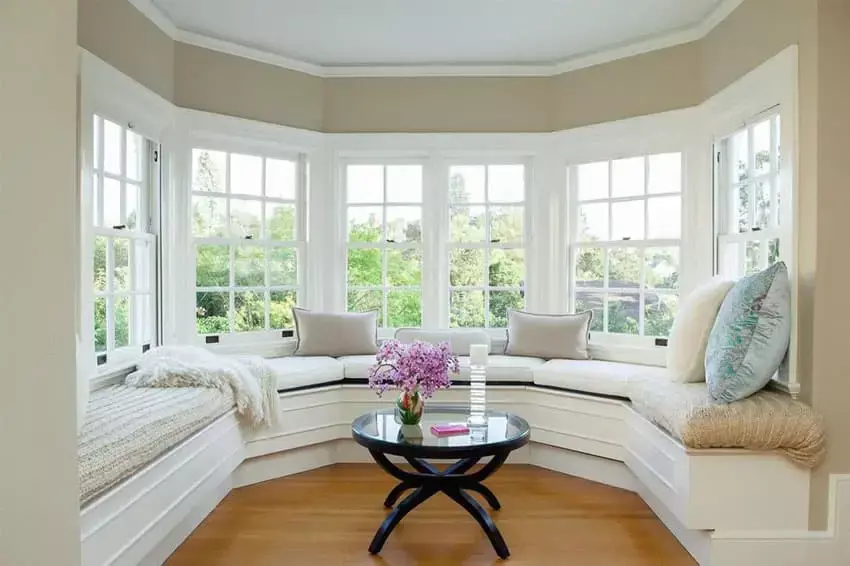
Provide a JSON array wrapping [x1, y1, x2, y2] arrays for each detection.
[[469, 343, 489, 367]]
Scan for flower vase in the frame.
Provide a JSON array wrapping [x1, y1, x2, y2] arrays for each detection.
[[395, 390, 424, 438]]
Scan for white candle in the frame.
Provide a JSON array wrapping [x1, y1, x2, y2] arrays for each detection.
[[469, 343, 489, 367]]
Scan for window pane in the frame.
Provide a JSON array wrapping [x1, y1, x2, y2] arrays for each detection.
[[612, 157, 644, 197], [386, 206, 422, 243], [94, 297, 107, 352], [737, 184, 750, 233], [94, 236, 107, 292], [450, 205, 486, 243], [450, 290, 484, 328], [126, 183, 140, 230], [746, 241, 761, 274], [114, 296, 130, 348], [93, 116, 100, 169], [347, 290, 384, 326], [137, 295, 154, 344], [607, 293, 639, 335], [104, 119, 122, 175], [134, 239, 152, 292], [753, 120, 771, 175], [230, 154, 263, 196], [347, 249, 382, 286], [196, 245, 230, 287], [608, 248, 641, 288], [269, 247, 297, 287], [719, 241, 741, 278], [266, 202, 296, 241], [577, 161, 608, 201], [775, 116, 782, 171], [348, 165, 384, 203], [450, 248, 485, 287], [611, 200, 645, 240], [489, 290, 523, 328], [578, 203, 608, 242], [103, 177, 121, 228], [449, 166, 485, 203], [348, 206, 383, 243], [755, 180, 770, 230], [265, 158, 296, 199], [92, 174, 100, 226], [769, 238, 780, 266], [645, 294, 678, 338], [487, 165, 524, 203], [575, 247, 604, 287], [230, 199, 262, 239], [196, 291, 230, 334], [490, 206, 524, 242], [126, 130, 142, 181], [270, 291, 297, 329], [645, 247, 679, 290], [113, 238, 130, 291], [647, 196, 681, 239], [193, 149, 227, 193], [575, 291, 604, 332], [648, 153, 681, 194], [234, 291, 265, 332], [489, 249, 524, 287], [730, 130, 748, 184], [192, 196, 228, 237], [386, 165, 422, 203], [234, 245, 265, 287], [388, 291, 421, 327], [387, 249, 422, 286]]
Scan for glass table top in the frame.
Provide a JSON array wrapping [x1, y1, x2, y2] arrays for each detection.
[[351, 405, 530, 450]]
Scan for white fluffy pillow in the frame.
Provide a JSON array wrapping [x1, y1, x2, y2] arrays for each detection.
[[666, 278, 735, 383]]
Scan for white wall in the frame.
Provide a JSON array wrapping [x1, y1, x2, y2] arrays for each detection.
[[0, 1, 82, 565]]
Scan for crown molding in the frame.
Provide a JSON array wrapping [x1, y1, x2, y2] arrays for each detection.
[[129, 0, 746, 78]]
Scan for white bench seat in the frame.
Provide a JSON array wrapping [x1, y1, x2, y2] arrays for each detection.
[[267, 356, 344, 390], [338, 354, 543, 382], [533, 359, 668, 398]]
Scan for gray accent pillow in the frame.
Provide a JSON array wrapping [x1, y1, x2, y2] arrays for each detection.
[[292, 308, 378, 357], [505, 309, 592, 360]]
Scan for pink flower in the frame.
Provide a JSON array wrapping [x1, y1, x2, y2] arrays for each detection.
[[368, 340, 457, 398]]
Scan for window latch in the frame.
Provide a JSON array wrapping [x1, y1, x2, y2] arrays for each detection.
[[245, 235, 254, 240], [622, 237, 632, 241], [490, 238, 501, 243], [112, 224, 127, 230], [752, 227, 762, 232], [386, 239, 396, 243]]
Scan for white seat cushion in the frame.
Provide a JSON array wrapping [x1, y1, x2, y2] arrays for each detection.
[[455, 355, 544, 383], [266, 356, 344, 390], [533, 359, 667, 398], [338, 355, 378, 379]]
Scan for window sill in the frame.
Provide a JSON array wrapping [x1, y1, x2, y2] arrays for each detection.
[[91, 361, 138, 391]]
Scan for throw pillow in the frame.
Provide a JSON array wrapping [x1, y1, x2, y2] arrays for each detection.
[[705, 262, 791, 403], [394, 328, 491, 356], [505, 309, 592, 360], [292, 309, 379, 357], [666, 277, 735, 383]]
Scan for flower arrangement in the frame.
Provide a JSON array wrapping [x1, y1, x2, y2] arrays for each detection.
[[368, 340, 459, 425]]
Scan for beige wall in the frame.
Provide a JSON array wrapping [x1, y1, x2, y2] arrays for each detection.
[[78, 0, 174, 101], [0, 0, 81, 564], [552, 42, 702, 131], [323, 77, 551, 133], [174, 43, 324, 132]]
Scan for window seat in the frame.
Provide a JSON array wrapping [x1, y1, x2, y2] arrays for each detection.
[[533, 359, 668, 398], [79, 385, 235, 506]]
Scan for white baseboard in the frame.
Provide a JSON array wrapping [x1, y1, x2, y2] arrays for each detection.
[[530, 442, 637, 493]]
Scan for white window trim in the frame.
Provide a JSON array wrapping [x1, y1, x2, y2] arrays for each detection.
[[80, 50, 174, 380]]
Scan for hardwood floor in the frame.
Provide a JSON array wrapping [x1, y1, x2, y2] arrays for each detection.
[[167, 464, 696, 566]]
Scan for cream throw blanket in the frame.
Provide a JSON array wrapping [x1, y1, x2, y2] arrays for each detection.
[[126, 346, 279, 427]]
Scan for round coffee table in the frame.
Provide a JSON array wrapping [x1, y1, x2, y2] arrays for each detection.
[[351, 405, 530, 559]]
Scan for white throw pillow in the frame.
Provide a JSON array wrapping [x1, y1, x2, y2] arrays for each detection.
[[666, 278, 735, 383], [293, 309, 378, 357], [505, 310, 592, 360]]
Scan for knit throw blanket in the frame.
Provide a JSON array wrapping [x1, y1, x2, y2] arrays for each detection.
[[126, 346, 279, 428]]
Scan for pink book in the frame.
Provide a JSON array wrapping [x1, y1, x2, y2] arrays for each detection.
[[430, 423, 470, 436]]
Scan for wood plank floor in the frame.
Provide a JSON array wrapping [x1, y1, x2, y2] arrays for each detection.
[[167, 464, 696, 566]]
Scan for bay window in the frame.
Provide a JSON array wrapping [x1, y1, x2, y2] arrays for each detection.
[[569, 153, 682, 339], [192, 148, 303, 335]]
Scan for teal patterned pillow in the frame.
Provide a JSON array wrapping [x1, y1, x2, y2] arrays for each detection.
[[705, 262, 791, 403]]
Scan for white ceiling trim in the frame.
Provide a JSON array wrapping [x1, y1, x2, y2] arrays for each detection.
[[131, 0, 745, 78]]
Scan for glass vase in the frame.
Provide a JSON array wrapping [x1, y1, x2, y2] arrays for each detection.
[[395, 390, 424, 438]]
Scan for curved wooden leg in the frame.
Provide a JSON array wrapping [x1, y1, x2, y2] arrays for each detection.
[[369, 485, 438, 554], [465, 483, 501, 510], [444, 487, 510, 559], [383, 481, 414, 508]]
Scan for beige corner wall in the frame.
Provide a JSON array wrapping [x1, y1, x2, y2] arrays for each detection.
[[174, 44, 324, 132], [78, 0, 174, 101]]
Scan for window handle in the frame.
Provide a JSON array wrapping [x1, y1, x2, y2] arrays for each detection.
[[386, 239, 396, 243], [622, 237, 632, 241], [752, 227, 762, 232], [112, 224, 127, 230], [245, 235, 254, 240], [490, 238, 501, 243]]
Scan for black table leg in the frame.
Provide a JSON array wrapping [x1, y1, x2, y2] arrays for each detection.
[[368, 449, 512, 558]]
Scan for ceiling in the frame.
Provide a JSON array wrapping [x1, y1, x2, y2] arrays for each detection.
[[151, 0, 727, 70]]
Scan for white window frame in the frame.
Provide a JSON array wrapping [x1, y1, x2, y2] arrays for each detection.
[[567, 154, 684, 343], [189, 145, 308, 341], [446, 161, 529, 329], [342, 159, 426, 331]]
